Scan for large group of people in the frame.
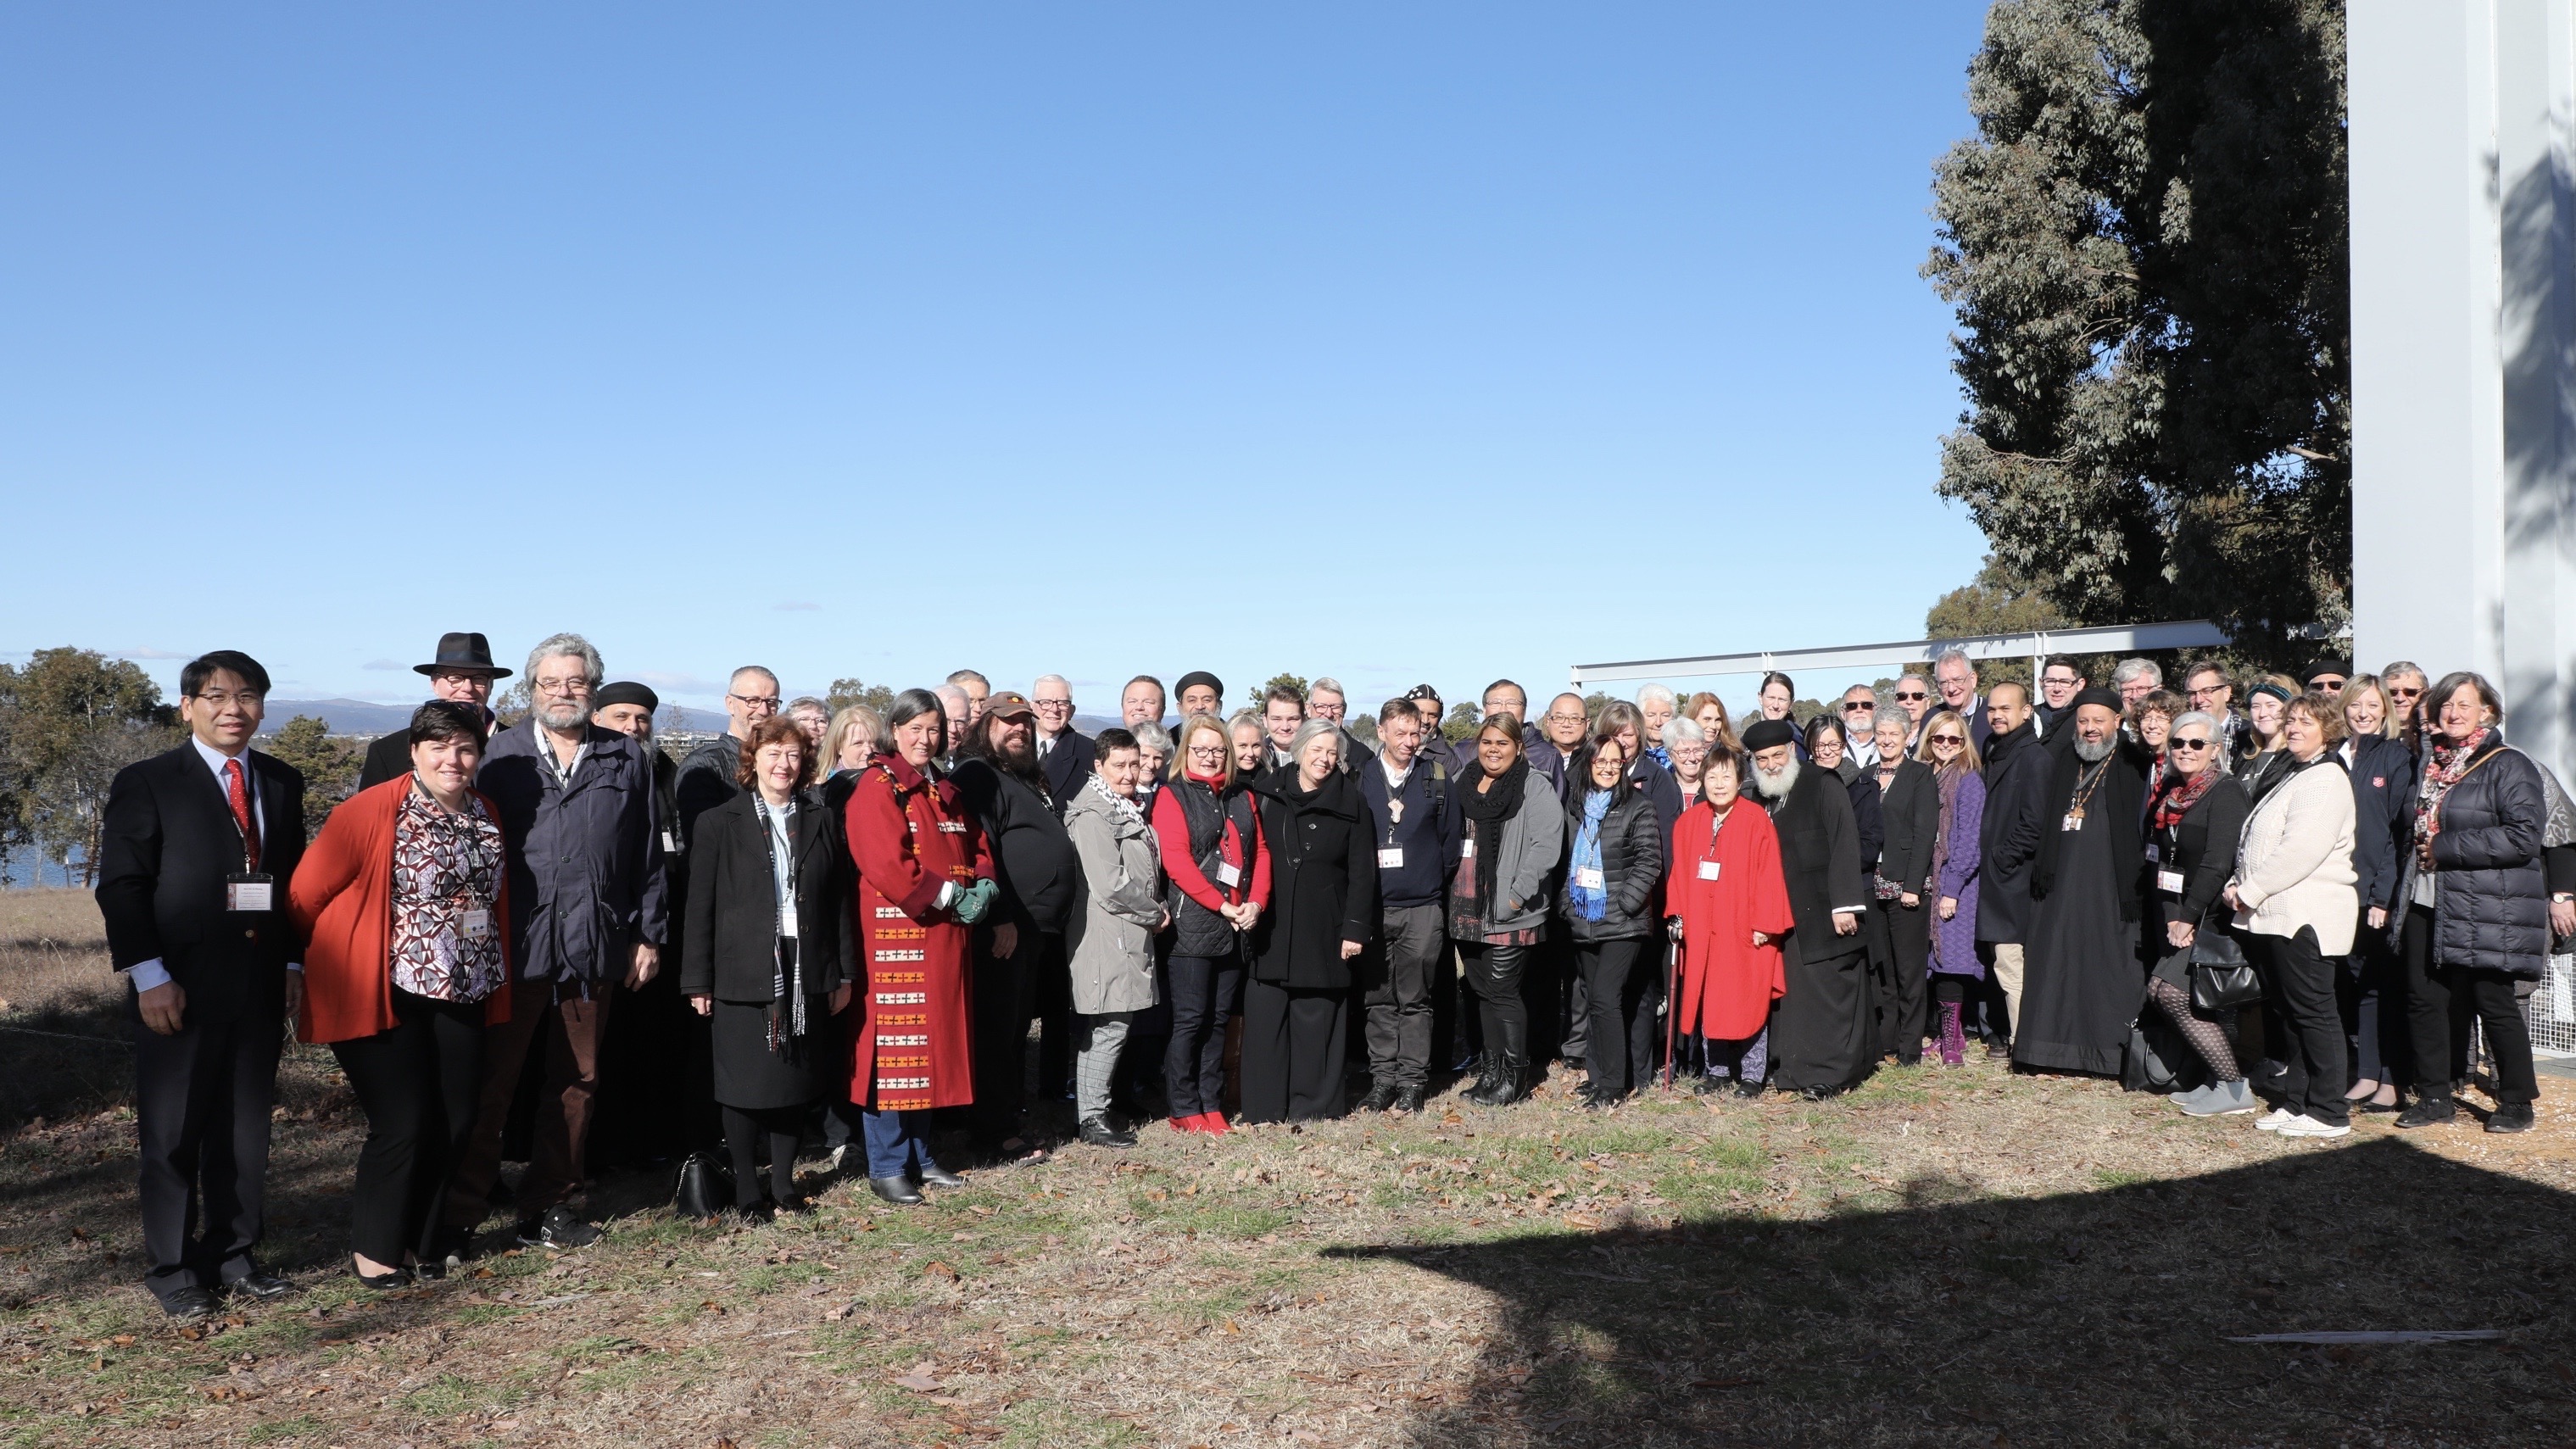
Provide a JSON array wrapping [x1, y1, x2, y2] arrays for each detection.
[[93, 633, 2563, 1318]]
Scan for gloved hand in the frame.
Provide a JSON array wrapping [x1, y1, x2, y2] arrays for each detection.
[[952, 878, 999, 924]]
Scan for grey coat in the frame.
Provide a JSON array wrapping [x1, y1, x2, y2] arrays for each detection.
[[477, 718, 668, 984], [1467, 769, 1566, 936], [1062, 782, 1165, 1014]]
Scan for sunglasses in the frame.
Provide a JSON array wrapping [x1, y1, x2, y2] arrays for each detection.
[[1928, 734, 1965, 746], [2170, 738, 2214, 751], [1843, 701, 1874, 711], [1893, 690, 1928, 702]]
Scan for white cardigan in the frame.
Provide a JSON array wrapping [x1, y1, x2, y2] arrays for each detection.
[[2230, 758, 2359, 955]]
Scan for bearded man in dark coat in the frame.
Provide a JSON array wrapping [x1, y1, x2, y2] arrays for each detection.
[[1744, 719, 1875, 1096], [2013, 689, 2147, 1076]]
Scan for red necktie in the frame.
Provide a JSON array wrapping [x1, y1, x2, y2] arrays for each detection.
[[226, 758, 260, 873]]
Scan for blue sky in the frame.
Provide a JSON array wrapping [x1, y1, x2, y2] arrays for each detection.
[[3, 3, 1993, 719]]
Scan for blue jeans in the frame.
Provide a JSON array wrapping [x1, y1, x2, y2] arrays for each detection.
[[860, 1108, 941, 1179]]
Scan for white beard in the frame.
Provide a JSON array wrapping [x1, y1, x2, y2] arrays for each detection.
[[2073, 735, 2114, 764], [1752, 756, 1801, 801]]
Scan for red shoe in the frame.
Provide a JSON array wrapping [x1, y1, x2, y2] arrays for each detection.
[[1191, 1112, 1229, 1136], [1168, 1116, 1198, 1135]]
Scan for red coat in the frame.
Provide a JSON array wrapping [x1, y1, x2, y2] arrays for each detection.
[[1668, 798, 1794, 1041], [843, 752, 992, 1112], [287, 777, 515, 1045]]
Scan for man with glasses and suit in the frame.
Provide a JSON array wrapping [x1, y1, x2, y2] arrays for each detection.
[[1836, 684, 1883, 769], [1932, 647, 1994, 750], [97, 650, 308, 1318], [358, 633, 511, 791], [1030, 674, 1095, 805]]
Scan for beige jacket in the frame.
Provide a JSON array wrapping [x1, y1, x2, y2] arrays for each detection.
[[1062, 780, 1165, 1015], [2230, 757, 2358, 955]]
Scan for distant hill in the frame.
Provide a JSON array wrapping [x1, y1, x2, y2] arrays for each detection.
[[259, 699, 729, 738]]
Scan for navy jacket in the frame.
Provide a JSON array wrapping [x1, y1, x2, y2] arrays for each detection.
[[1356, 750, 1459, 911], [1977, 721, 2049, 945], [478, 719, 668, 982], [2343, 733, 2415, 913], [1038, 728, 1096, 811]]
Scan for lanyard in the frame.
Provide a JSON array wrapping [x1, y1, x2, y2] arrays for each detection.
[[2066, 759, 2110, 823]]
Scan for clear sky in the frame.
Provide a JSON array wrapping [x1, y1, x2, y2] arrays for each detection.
[[3, 3, 1993, 719]]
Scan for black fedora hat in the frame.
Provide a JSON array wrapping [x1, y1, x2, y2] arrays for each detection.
[[415, 632, 511, 679]]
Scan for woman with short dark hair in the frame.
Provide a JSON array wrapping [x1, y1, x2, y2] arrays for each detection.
[[1062, 728, 1168, 1148], [841, 688, 998, 1203], [683, 716, 854, 1217], [292, 702, 514, 1285]]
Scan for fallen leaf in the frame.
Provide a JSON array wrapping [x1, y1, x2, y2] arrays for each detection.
[[110, 1335, 134, 1347], [923, 1261, 961, 1282], [893, 1373, 943, 1392]]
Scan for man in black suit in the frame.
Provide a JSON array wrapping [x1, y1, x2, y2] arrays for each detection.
[[1030, 673, 1094, 806], [1931, 647, 1994, 752], [96, 650, 307, 1318], [357, 633, 510, 790]]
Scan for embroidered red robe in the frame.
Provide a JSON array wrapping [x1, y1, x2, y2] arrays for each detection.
[[1668, 798, 1795, 1041], [843, 752, 990, 1111]]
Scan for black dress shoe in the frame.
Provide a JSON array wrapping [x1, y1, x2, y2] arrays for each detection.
[[868, 1175, 924, 1206], [1734, 1077, 1766, 1099], [228, 1269, 296, 1301], [1358, 1081, 1399, 1113], [916, 1164, 967, 1189], [1079, 1116, 1138, 1148], [350, 1260, 411, 1290], [514, 1207, 602, 1250], [772, 1191, 817, 1215], [160, 1285, 221, 1319], [1391, 1084, 1426, 1114]]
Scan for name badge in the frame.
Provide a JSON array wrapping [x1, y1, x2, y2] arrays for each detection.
[[1377, 847, 1405, 870], [780, 901, 800, 939], [2143, 842, 2161, 864], [2060, 813, 2084, 833], [2155, 870, 2185, 894], [1573, 866, 1605, 890], [661, 830, 680, 855], [1215, 860, 1242, 888], [460, 907, 494, 940], [226, 873, 274, 912], [1697, 861, 1722, 882], [1459, 836, 1475, 860], [937, 821, 967, 833]]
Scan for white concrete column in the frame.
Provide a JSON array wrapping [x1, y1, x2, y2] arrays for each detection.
[[2351, 0, 2576, 783]]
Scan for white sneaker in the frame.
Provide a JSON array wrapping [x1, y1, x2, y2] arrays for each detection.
[[2253, 1107, 2295, 1132], [2277, 1114, 2351, 1139]]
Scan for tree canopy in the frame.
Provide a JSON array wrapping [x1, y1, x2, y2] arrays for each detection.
[[1926, 0, 2348, 667]]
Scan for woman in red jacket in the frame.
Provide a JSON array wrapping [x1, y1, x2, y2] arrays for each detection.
[[1150, 714, 1270, 1134], [289, 703, 514, 1287], [841, 689, 998, 1205], [1666, 747, 1793, 1097]]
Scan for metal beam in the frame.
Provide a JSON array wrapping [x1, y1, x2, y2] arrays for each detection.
[[1570, 620, 2233, 688]]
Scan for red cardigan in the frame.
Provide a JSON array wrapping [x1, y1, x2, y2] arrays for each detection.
[[288, 777, 515, 1045]]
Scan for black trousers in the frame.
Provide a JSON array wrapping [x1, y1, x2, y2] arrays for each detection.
[[1032, 933, 1075, 1100], [1165, 950, 1243, 1118], [2339, 907, 2410, 1087], [1873, 897, 1932, 1062], [2401, 905, 2540, 1106], [968, 927, 1038, 1141], [133, 1002, 284, 1303], [1239, 978, 1347, 1123], [2252, 925, 2348, 1125], [1461, 941, 1531, 1068], [1576, 938, 1659, 1097], [332, 989, 486, 1267]]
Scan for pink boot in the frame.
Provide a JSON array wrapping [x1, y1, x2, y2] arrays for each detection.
[[1937, 1000, 1966, 1067]]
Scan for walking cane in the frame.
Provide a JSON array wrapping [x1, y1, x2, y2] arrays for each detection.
[[1662, 928, 1680, 1090]]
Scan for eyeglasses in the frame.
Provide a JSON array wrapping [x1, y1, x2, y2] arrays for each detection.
[[1186, 744, 1226, 757], [2170, 738, 2214, 751], [2188, 683, 2228, 699], [189, 690, 264, 707], [2042, 673, 2081, 687], [2389, 686, 2423, 700], [1928, 734, 1965, 746], [728, 693, 782, 712], [533, 677, 592, 697], [1033, 698, 1073, 711], [1893, 690, 1927, 702]]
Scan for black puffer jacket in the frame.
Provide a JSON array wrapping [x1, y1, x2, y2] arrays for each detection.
[[2403, 739, 2549, 977], [1559, 783, 1664, 943]]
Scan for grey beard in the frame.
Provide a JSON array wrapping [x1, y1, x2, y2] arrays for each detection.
[[1753, 757, 1801, 800], [2073, 735, 2114, 764], [535, 698, 588, 733]]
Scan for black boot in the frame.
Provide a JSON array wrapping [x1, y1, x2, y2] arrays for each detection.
[[1465, 1013, 1529, 1107]]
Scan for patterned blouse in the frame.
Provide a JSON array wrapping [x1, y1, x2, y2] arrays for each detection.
[[389, 783, 507, 1003]]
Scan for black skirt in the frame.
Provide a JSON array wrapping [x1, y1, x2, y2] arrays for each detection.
[[711, 992, 839, 1112]]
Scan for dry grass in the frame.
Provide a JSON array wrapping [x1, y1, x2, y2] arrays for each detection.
[[3, 886, 2572, 1447]]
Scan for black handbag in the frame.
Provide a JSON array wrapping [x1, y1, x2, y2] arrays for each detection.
[[673, 1151, 733, 1220], [2187, 908, 2263, 1012]]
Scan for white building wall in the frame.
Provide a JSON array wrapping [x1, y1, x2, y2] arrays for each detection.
[[2351, 0, 2576, 783]]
